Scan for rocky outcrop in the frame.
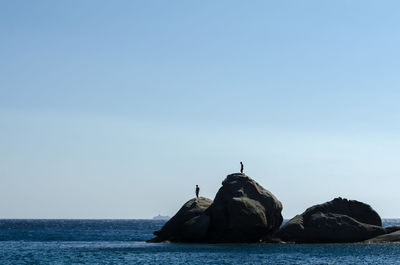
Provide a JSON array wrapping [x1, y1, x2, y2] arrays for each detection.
[[385, 226, 400, 234], [365, 230, 400, 243], [148, 197, 212, 242], [278, 197, 386, 243], [148, 173, 283, 243], [148, 176, 396, 244], [206, 173, 283, 242]]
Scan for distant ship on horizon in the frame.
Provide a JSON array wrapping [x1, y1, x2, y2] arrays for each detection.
[[153, 214, 170, 220]]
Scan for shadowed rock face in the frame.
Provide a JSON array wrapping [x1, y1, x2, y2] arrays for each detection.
[[385, 226, 400, 234], [278, 198, 386, 243], [365, 230, 400, 243], [301, 197, 382, 226], [206, 173, 283, 242], [148, 173, 283, 243], [151, 197, 212, 242]]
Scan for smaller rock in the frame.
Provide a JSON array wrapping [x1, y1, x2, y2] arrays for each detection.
[[150, 197, 212, 242], [385, 226, 400, 234], [365, 230, 400, 243], [278, 198, 386, 243]]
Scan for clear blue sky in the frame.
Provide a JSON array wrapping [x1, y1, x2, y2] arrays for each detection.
[[1, 0, 400, 218]]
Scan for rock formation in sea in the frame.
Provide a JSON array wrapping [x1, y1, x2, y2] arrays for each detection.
[[149, 197, 213, 242], [277, 197, 386, 243], [148, 174, 399, 244], [206, 173, 283, 242], [148, 173, 283, 243], [365, 229, 400, 243]]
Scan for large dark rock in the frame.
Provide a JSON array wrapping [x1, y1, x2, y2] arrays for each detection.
[[148, 173, 283, 243], [149, 197, 212, 242], [206, 173, 283, 242], [182, 213, 210, 240], [278, 197, 386, 243]]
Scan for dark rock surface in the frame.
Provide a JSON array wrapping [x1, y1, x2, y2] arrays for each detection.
[[182, 213, 210, 240], [149, 197, 212, 242], [148, 173, 283, 243], [365, 230, 400, 243], [278, 197, 386, 243], [206, 173, 283, 242], [384, 226, 400, 234]]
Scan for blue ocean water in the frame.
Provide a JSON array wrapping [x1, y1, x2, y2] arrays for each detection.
[[1, 219, 399, 264]]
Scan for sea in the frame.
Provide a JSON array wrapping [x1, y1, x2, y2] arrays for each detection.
[[1, 219, 399, 264]]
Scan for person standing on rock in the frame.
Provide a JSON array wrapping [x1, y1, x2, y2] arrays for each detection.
[[195, 185, 200, 198], [240, 161, 244, 173]]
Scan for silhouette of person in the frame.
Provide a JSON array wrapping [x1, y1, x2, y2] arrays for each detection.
[[195, 185, 200, 198], [240, 161, 244, 173]]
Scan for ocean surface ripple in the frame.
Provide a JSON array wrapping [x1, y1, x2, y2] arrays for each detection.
[[0, 219, 399, 264]]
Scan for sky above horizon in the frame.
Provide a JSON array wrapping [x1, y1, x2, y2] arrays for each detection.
[[1, 0, 400, 219]]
